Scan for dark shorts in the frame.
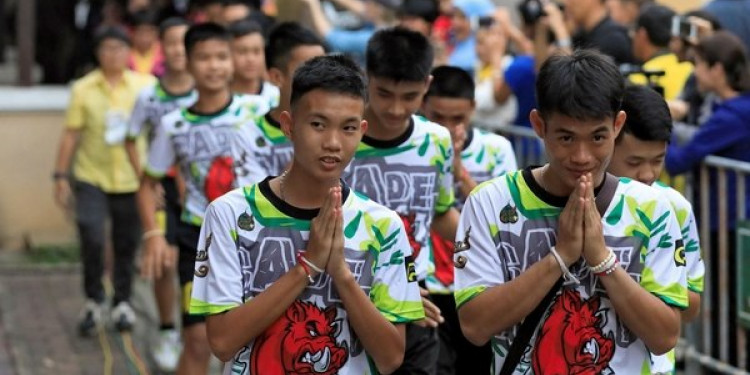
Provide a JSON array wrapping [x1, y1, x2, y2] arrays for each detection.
[[177, 222, 205, 327], [432, 293, 492, 375], [161, 176, 181, 246]]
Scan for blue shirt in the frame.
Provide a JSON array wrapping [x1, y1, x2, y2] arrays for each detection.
[[665, 92, 750, 229], [448, 35, 477, 77], [325, 26, 376, 66], [504, 55, 536, 127], [704, 0, 750, 52]]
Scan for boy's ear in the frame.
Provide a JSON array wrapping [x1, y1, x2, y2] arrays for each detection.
[[613, 110, 626, 139], [268, 67, 285, 88], [360, 119, 368, 135], [280, 110, 294, 139], [530, 109, 546, 138]]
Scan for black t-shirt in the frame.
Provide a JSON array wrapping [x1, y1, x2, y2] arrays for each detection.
[[573, 16, 636, 66]]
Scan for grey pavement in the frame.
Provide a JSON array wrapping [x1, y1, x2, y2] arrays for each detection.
[[0, 255, 222, 375]]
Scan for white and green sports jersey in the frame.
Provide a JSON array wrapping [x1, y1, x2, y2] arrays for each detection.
[[426, 127, 518, 293], [342, 115, 456, 280], [454, 169, 688, 375], [145, 94, 269, 225], [233, 111, 293, 186], [126, 81, 197, 140], [650, 181, 704, 374], [257, 80, 280, 110], [190, 178, 424, 375]]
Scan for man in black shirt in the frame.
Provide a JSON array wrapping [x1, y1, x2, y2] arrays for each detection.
[[566, 0, 636, 65]]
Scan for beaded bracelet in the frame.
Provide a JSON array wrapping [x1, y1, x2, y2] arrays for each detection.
[[594, 259, 620, 278], [589, 248, 616, 274]]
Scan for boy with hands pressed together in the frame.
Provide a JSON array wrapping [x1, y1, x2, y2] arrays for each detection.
[[191, 55, 423, 375], [454, 50, 688, 374]]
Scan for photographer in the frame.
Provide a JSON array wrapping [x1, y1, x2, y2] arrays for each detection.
[[567, 0, 635, 65], [629, 4, 692, 100]]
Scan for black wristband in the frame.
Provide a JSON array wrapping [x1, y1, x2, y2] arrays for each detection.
[[52, 171, 69, 180]]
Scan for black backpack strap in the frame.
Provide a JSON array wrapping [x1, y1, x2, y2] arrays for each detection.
[[498, 173, 619, 375]]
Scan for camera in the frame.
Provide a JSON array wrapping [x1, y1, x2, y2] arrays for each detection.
[[619, 64, 666, 98], [518, 0, 563, 25], [470, 15, 495, 31], [671, 16, 698, 40]]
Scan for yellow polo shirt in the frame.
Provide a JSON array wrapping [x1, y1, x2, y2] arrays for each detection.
[[65, 69, 155, 193], [629, 53, 693, 100]]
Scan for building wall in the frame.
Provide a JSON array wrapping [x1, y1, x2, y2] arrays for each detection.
[[0, 110, 76, 249]]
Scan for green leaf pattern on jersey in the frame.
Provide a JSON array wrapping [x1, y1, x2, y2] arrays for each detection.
[[505, 172, 561, 219], [370, 283, 425, 322]]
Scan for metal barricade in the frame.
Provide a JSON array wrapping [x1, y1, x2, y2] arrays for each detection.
[[479, 124, 750, 373]]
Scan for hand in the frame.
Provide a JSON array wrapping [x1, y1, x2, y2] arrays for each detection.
[[305, 187, 338, 273], [581, 173, 609, 266], [555, 172, 585, 266], [140, 234, 175, 280], [451, 124, 467, 179], [326, 187, 350, 279], [414, 288, 444, 328], [542, 3, 568, 37], [54, 179, 73, 211]]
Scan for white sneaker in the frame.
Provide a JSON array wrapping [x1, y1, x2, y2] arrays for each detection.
[[78, 299, 104, 337], [153, 329, 181, 372], [111, 301, 137, 332]]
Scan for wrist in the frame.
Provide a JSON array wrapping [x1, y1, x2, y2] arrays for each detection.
[[585, 246, 611, 268], [52, 171, 70, 181]]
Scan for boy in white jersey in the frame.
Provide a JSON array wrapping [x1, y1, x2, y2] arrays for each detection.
[[342, 27, 459, 374], [608, 84, 705, 374], [137, 23, 268, 375], [233, 22, 327, 185], [421, 66, 517, 374], [454, 50, 688, 374], [228, 19, 280, 107], [190, 54, 423, 375], [125, 18, 194, 371]]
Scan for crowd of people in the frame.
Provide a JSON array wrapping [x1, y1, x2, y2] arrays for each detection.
[[46, 0, 750, 374]]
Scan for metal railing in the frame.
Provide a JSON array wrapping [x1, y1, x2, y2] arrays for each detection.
[[478, 123, 750, 374]]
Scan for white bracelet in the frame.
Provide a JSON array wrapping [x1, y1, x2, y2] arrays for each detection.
[[589, 249, 617, 274], [549, 246, 580, 286], [142, 229, 164, 241], [300, 254, 324, 274]]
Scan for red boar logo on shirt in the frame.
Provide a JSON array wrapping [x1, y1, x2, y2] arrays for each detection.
[[532, 289, 614, 374], [400, 213, 422, 259], [251, 300, 349, 374], [205, 156, 235, 202]]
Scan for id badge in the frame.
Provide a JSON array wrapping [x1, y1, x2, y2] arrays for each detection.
[[104, 110, 129, 145]]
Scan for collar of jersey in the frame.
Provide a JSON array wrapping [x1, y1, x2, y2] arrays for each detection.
[[155, 81, 195, 101], [257, 112, 288, 145], [243, 177, 352, 230], [182, 96, 234, 124]]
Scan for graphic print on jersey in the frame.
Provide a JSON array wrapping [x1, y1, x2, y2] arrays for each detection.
[[250, 300, 349, 375], [532, 289, 615, 374]]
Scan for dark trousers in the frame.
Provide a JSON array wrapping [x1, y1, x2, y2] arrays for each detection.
[[74, 181, 140, 305], [432, 293, 492, 375], [392, 323, 439, 375]]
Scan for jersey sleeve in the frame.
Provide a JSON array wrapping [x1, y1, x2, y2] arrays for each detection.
[[435, 130, 456, 214], [681, 206, 705, 293], [190, 200, 244, 315], [370, 211, 425, 324], [639, 195, 689, 309], [65, 83, 85, 130], [144, 113, 176, 178], [491, 136, 518, 177], [232, 122, 272, 187], [127, 89, 150, 140], [453, 187, 506, 309]]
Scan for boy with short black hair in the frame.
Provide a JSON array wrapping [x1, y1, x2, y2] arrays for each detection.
[[190, 54, 423, 375], [342, 26, 460, 374], [233, 22, 326, 184], [607, 84, 704, 374], [455, 50, 688, 374], [137, 22, 268, 375], [228, 19, 280, 107], [421, 65, 517, 375], [125, 16, 194, 373]]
